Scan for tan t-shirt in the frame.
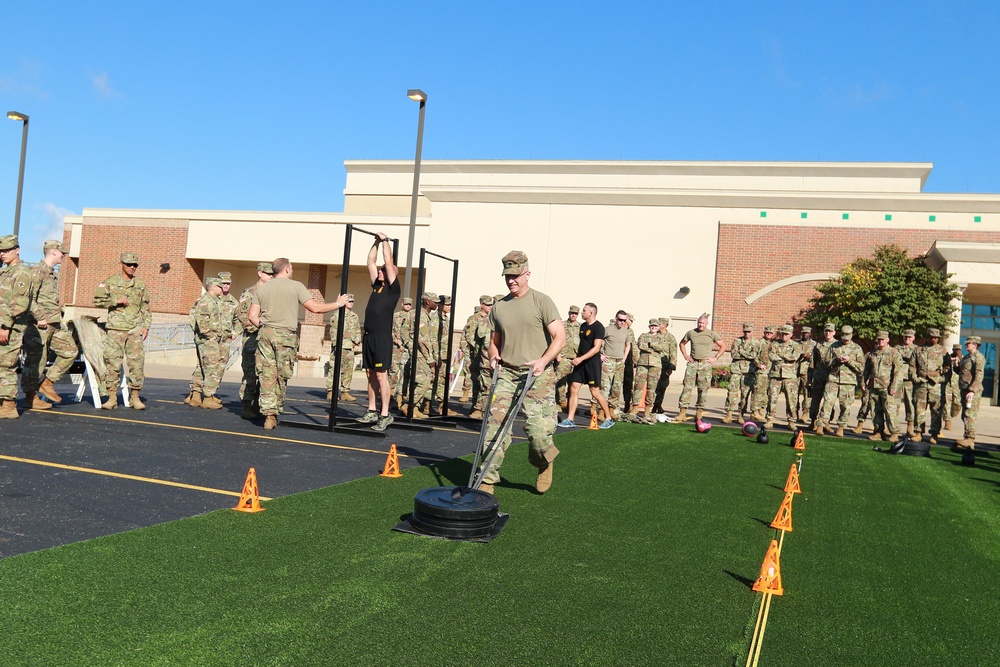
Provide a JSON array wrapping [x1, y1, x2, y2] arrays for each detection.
[[602, 324, 630, 358], [681, 328, 722, 360], [251, 277, 313, 332], [489, 289, 561, 367]]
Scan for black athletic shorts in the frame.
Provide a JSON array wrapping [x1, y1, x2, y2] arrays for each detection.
[[570, 357, 602, 386], [362, 332, 393, 371]]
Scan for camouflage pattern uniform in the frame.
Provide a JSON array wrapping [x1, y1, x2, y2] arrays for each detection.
[[23, 244, 79, 396], [751, 327, 776, 419], [412, 294, 440, 412], [766, 325, 802, 428], [391, 299, 414, 401], [236, 269, 267, 406], [895, 331, 918, 435], [189, 279, 226, 398], [944, 344, 962, 425], [816, 326, 865, 431], [724, 324, 757, 421], [631, 319, 666, 418], [434, 298, 452, 404], [808, 324, 836, 425], [913, 328, 948, 441], [470, 306, 495, 417], [957, 337, 987, 447], [677, 321, 722, 415], [652, 318, 678, 412], [0, 235, 32, 411], [555, 305, 581, 408], [796, 328, 816, 417], [94, 255, 152, 396], [460, 306, 480, 401], [326, 304, 362, 395], [600, 318, 631, 416], [864, 332, 906, 439]]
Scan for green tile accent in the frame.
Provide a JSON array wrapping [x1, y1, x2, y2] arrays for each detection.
[[885, 214, 893, 221], [800, 212, 808, 219], [760, 211, 767, 218], [842, 213, 850, 220], [974, 216, 982, 223], [929, 215, 936, 222]]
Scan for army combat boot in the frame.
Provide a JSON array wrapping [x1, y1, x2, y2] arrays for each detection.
[[38, 377, 62, 403], [101, 393, 118, 410], [722, 412, 734, 424], [201, 395, 223, 410], [24, 391, 51, 411], [0, 398, 20, 419], [130, 389, 145, 410], [836, 425, 845, 438], [675, 407, 691, 423], [852, 421, 865, 435], [695, 409, 705, 423]]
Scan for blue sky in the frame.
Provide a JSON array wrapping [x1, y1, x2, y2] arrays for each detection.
[[2, 1, 999, 260]]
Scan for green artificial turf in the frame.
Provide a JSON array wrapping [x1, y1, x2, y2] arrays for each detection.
[[2, 425, 999, 666]]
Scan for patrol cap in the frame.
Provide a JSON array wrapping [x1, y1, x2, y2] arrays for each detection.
[[801, 326, 812, 333], [480, 294, 494, 305], [257, 262, 274, 274], [927, 327, 941, 337], [841, 325, 854, 337], [626, 313, 634, 322], [494, 294, 505, 302], [205, 277, 223, 288], [422, 291, 438, 302], [346, 293, 355, 301], [763, 325, 776, 333], [876, 330, 890, 341], [903, 329, 915, 337], [501, 250, 529, 276], [779, 324, 794, 335], [43, 239, 68, 253], [439, 295, 452, 305], [401, 297, 413, 306], [569, 305, 580, 314], [649, 318, 660, 326], [217, 271, 232, 283], [659, 317, 670, 325], [743, 322, 754, 332], [0, 234, 18, 250], [953, 343, 962, 351], [824, 322, 836, 332], [968, 336, 982, 345], [120, 252, 139, 264]]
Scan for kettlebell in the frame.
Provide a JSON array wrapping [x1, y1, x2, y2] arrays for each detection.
[[756, 425, 769, 444]]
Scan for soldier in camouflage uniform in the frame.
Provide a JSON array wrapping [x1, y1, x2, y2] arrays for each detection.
[[896, 329, 918, 437], [723, 322, 757, 424], [459, 303, 481, 403], [864, 330, 906, 442], [766, 325, 802, 430], [814, 325, 865, 437], [409, 292, 440, 418], [750, 326, 776, 421], [475, 250, 565, 496], [556, 305, 581, 410], [652, 317, 678, 413], [944, 343, 962, 430], [913, 327, 948, 444], [22, 240, 78, 410], [391, 297, 413, 407], [326, 294, 361, 401], [94, 251, 152, 410], [956, 336, 987, 450], [217, 272, 241, 368], [186, 278, 227, 409], [433, 295, 452, 406], [796, 326, 815, 418], [599, 310, 633, 419], [808, 323, 837, 429], [0, 235, 33, 419], [467, 295, 494, 420], [235, 262, 273, 419], [676, 313, 723, 423], [630, 318, 667, 420]]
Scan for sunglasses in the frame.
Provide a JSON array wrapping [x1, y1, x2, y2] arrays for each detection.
[[123, 263, 138, 268], [616, 317, 628, 323]]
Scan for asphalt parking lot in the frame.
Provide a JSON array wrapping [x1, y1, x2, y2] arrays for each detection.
[[0, 374, 485, 559]]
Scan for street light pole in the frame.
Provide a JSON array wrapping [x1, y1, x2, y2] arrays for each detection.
[[403, 89, 426, 301], [7, 111, 29, 237]]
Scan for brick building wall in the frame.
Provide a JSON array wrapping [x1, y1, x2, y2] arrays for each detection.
[[61, 218, 204, 318], [713, 223, 1000, 345]]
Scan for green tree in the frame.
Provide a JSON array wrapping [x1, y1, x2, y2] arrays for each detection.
[[800, 244, 960, 346]]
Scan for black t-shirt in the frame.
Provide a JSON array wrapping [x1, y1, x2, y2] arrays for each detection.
[[363, 277, 400, 335], [578, 320, 605, 360]]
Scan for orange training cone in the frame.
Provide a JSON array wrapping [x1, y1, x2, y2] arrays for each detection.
[[233, 468, 265, 513], [784, 462, 801, 494], [793, 430, 806, 450], [380, 444, 403, 478], [752, 539, 784, 596], [588, 412, 600, 430], [770, 491, 794, 532], [637, 386, 647, 410]]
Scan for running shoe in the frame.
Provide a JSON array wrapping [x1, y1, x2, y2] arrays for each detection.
[[372, 414, 394, 432], [557, 419, 577, 428], [598, 419, 616, 430], [356, 410, 378, 424]]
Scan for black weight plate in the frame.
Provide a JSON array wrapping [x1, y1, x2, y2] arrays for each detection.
[[411, 511, 498, 531], [411, 514, 497, 539], [414, 486, 500, 521], [902, 440, 931, 457]]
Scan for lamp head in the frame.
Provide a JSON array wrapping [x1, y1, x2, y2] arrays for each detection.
[[407, 89, 427, 102], [7, 111, 29, 122]]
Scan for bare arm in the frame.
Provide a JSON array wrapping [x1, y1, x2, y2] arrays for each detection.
[[248, 303, 261, 327], [303, 294, 350, 314], [380, 234, 398, 285], [573, 338, 604, 365]]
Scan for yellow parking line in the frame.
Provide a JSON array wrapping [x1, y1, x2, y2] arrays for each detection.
[[0, 453, 270, 500], [38, 410, 449, 459]]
